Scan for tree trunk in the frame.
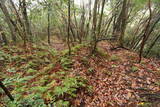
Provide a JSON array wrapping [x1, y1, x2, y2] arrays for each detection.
[[0, 25, 8, 45], [67, 0, 71, 55], [9, 0, 23, 27], [145, 34, 160, 56], [73, 0, 79, 42], [47, 3, 51, 45], [139, 0, 152, 63], [119, 0, 128, 47], [79, 3, 86, 43], [0, 1, 16, 42], [91, 0, 98, 53], [0, 81, 14, 101], [97, 0, 105, 37], [86, 0, 92, 41], [112, 0, 129, 47], [21, 0, 32, 42]]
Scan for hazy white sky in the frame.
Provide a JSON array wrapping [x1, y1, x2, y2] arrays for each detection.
[[75, 0, 94, 8], [75, 0, 89, 4]]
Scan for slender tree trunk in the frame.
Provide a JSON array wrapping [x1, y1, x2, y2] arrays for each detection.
[[73, 0, 79, 42], [21, 0, 32, 43], [139, 0, 152, 63], [112, 0, 129, 47], [119, 0, 128, 47], [130, 10, 147, 48], [86, 0, 92, 40], [67, 0, 71, 55], [138, 3, 160, 62], [47, 4, 51, 45], [103, 15, 114, 37], [9, 0, 23, 27], [97, 0, 105, 37], [0, 81, 14, 101], [145, 34, 160, 56], [112, 1, 121, 40], [91, 0, 98, 53], [79, 4, 85, 43]]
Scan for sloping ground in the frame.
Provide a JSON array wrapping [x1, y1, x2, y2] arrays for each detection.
[[0, 39, 160, 107], [71, 41, 160, 107]]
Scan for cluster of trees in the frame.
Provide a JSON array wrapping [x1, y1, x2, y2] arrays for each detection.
[[0, 0, 160, 61], [0, 0, 160, 103]]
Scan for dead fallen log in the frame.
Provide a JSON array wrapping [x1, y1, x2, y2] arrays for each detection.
[[0, 81, 14, 101]]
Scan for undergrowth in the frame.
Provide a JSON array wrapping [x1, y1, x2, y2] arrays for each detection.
[[0, 44, 90, 107]]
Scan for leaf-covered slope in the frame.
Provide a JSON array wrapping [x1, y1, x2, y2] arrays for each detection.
[[0, 40, 160, 107]]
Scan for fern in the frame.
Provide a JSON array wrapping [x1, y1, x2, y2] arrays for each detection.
[[60, 56, 73, 70]]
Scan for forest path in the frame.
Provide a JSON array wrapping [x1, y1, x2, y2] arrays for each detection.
[[50, 36, 67, 51]]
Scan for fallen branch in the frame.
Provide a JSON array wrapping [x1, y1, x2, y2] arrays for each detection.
[[96, 37, 115, 43]]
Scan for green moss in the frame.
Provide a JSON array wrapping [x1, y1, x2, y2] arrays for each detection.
[[72, 44, 85, 52], [96, 48, 110, 58], [131, 66, 139, 72], [110, 55, 120, 61], [155, 80, 160, 86], [81, 57, 89, 67]]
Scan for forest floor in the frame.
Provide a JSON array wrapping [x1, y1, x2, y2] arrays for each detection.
[[0, 37, 160, 107]]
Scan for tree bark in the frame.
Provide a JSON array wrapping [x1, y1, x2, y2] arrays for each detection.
[[119, 0, 128, 47], [47, 3, 51, 45], [0, 81, 14, 101], [21, 0, 32, 42], [139, 0, 152, 63], [112, 0, 129, 47], [91, 0, 98, 53], [9, 0, 23, 27], [0, 25, 8, 45], [97, 0, 106, 37], [67, 0, 71, 55], [146, 34, 160, 56], [0, 1, 16, 42]]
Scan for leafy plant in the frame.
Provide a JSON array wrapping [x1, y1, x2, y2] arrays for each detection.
[[87, 68, 95, 75], [131, 66, 139, 72], [6, 93, 46, 107], [7, 68, 17, 73], [27, 68, 37, 74], [54, 100, 70, 107], [60, 56, 73, 70], [71, 44, 85, 53], [54, 77, 86, 98], [0, 50, 11, 62]]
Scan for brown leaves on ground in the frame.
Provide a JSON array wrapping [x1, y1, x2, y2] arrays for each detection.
[[0, 38, 160, 107], [70, 41, 160, 107]]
